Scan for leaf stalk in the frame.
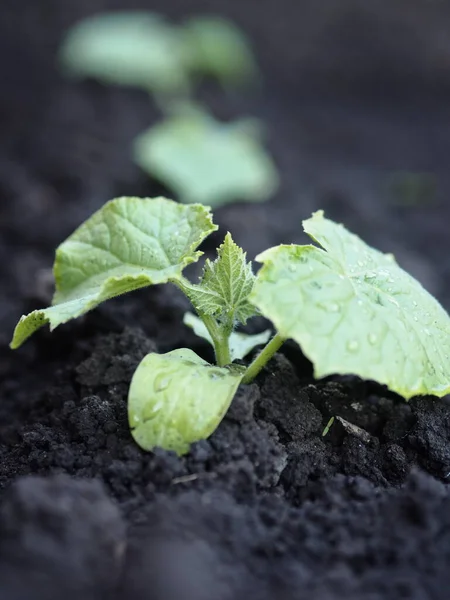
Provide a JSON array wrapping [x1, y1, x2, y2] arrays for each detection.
[[242, 332, 285, 384]]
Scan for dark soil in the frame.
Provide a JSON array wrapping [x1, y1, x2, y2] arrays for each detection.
[[2, 1, 450, 599]]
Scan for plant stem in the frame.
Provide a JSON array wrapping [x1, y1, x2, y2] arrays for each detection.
[[200, 314, 231, 367], [242, 333, 285, 384], [171, 277, 232, 367]]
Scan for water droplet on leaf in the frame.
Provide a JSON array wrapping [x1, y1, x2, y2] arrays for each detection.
[[368, 333, 378, 345], [347, 340, 359, 352], [154, 374, 170, 392]]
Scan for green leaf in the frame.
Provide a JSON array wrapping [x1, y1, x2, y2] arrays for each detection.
[[11, 197, 217, 349], [181, 15, 259, 87], [58, 12, 190, 95], [183, 312, 271, 361], [251, 210, 450, 399], [183, 233, 257, 325], [133, 104, 279, 207], [128, 348, 244, 454]]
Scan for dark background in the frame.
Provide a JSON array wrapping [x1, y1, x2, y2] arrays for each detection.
[[1, 0, 450, 342]]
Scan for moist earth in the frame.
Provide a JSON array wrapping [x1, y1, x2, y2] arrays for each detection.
[[2, 1, 450, 599]]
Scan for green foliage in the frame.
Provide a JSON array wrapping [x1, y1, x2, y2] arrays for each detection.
[[59, 12, 190, 95], [11, 196, 450, 455], [59, 11, 258, 95], [182, 232, 257, 325], [10, 197, 216, 349], [183, 312, 271, 361], [133, 105, 278, 207], [59, 12, 278, 210], [250, 210, 450, 399], [181, 15, 259, 87], [128, 348, 244, 454]]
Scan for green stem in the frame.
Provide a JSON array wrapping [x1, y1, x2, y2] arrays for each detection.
[[171, 276, 231, 366], [200, 314, 231, 366], [242, 333, 285, 384]]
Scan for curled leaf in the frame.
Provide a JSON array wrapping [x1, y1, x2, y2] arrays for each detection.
[[251, 210, 450, 399], [11, 197, 217, 348], [128, 348, 244, 454]]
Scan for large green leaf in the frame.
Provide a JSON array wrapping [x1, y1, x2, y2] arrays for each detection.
[[183, 312, 271, 361], [133, 105, 279, 207], [251, 210, 450, 399], [11, 197, 216, 349], [128, 348, 244, 454], [59, 12, 190, 95], [183, 232, 257, 324]]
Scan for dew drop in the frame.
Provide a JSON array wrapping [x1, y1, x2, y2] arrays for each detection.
[[424, 328, 431, 336], [154, 374, 170, 392], [288, 264, 297, 273], [357, 260, 364, 267], [328, 302, 340, 312], [365, 272, 377, 280], [368, 333, 378, 345], [346, 340, 359, 352], [319, 301, 340, 313]]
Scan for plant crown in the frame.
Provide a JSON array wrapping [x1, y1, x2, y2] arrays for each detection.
[[11, 197, 450, 454]]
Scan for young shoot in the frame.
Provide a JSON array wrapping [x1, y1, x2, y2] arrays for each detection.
[[11, 197, 450, 455]]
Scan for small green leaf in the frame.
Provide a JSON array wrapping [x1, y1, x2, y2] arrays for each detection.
[[133, 105, 279, 207], [128, 348, 244, 454], [184, 233, 257, 325], [181, 15, 259, 87], [251, 210, 450, 399], [322, 416, 335, 437], [11, 197, 217, 349], [183, 312, 271, 361], [59, 12, 190, 95]]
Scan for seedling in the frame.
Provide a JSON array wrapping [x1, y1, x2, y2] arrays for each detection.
[[11, 197, 450, 455], [59, 11, 278, 208], [59, 11, 259, 95]]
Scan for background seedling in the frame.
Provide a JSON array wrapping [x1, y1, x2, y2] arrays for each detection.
[[59, 11, 277, 208], [11, 197, 450, 455]]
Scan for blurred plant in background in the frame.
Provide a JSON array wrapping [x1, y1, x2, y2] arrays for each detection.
[[59, 11, 278, 208]]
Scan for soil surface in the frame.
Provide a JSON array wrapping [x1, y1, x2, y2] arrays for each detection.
[[1, 1, 450, 599]]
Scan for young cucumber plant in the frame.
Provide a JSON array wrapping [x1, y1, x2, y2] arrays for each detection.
[[10, 197, 450, 455]]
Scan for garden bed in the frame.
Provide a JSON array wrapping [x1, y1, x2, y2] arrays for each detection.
[[1, 1, 450, 599]]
